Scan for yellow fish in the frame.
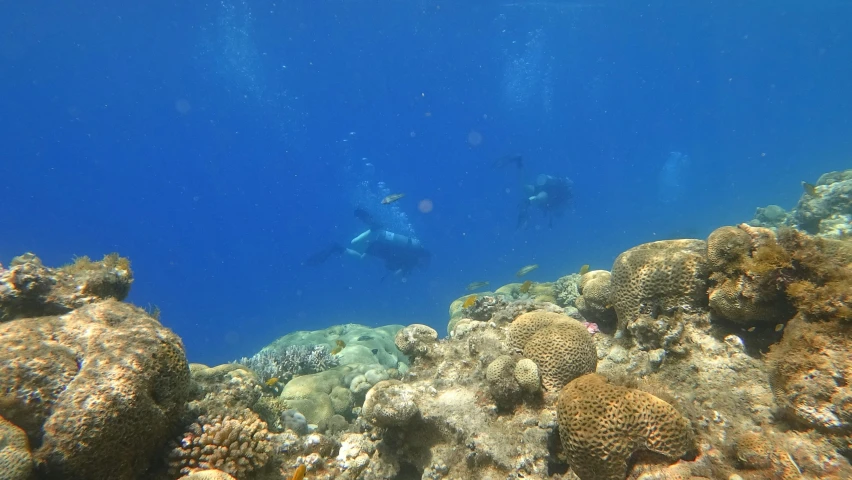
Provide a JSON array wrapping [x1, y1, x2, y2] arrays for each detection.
[[462, 295, 477, 308], [515, 264, 539, 277], [466, 281, 489, 291], [290, 464, 306, 480], [579, 264, 590, 275], [802, 181, 820, 197], [381, 193, 405, 204], [331, 339, 346, 355], [519, 280, 533, 294], [265, 378, 279, 387]]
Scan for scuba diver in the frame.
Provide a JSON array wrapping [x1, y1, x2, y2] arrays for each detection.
[[305, 208, 431, 279], [517, 173, 574, 229]]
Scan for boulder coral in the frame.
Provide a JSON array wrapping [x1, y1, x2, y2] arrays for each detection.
[[556, 373, 695, 480], [0, 299, 189, 480]]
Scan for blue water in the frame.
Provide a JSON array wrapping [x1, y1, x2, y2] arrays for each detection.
[[2, 1, 850, 365]]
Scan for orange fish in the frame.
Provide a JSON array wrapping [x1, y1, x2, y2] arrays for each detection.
[[291, 464, 306, 480], [462, 295, 477, 308]]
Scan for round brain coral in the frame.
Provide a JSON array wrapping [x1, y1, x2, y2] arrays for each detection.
[[522, 318, 597, 391], [575, 270, 617, 328], [610, 239, 708, 335], [557, 373, 695, 480], [513, 358, 541, 392], [507, 311, 566, 353]]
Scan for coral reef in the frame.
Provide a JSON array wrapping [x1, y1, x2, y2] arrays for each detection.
[[792, 169, 852, 237], [0, 252, 133, 322]]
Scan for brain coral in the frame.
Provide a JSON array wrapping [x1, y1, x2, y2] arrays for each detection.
[[507, 310, 566, 353], [513, 358, 541, 392], [168, 409, 272, 478], [522, 318, 597, 391], [0, 299, 190, 480], [557, 374, 695, 480], [0, 415, 32, 480], [610, 239, 708, 334], [575, 270, 617, 329]]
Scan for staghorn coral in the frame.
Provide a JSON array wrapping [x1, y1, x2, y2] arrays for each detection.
[[610, 239, 708, 339], [522, 318, 597, 391], [0, 299, 189, 480], [556, 373, 695, 480], [237, 344, 339, 384], [168, 408, 272, 479]]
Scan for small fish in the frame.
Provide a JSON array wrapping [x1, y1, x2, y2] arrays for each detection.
[[381, 193, 405, 204], [462, 294, 477, 308], [466, 281, 490, 291], [519, 280, 533, 294], [802, 181, 821, 197], [747, 327, 756, 332], [775, 323, 784, 332], [265, 378, 280, 387], [290, 464, 306, 480], [515, 264, 539, 277], [579, 264, 590, 275]]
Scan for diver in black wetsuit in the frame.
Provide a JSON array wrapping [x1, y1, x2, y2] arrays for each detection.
[[304, 209, 431, 278], [517, 174, 574, 229]]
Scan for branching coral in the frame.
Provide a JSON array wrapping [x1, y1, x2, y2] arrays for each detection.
[[167, 409, 272, 478], [237, 345, 339, 383]]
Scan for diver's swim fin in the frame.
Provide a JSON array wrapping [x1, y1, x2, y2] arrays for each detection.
[[304, 243, 344, 266], [354, 208, 383, 229]]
